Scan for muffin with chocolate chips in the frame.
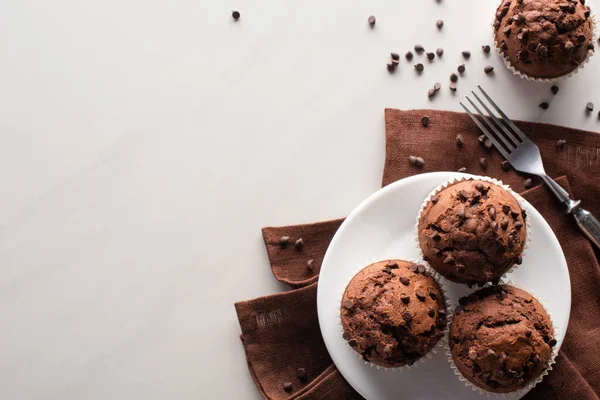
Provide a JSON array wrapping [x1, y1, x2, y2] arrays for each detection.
[[418, 179, 526, 286], [450, 285, 555, 393], [494, 0, 594, 79], [340, 260, 447, 368]]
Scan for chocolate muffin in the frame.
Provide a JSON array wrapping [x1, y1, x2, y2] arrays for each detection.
[[418, 179, 526, 286], [494, 0, 594, 79], [340, 260, 446, 368], [450, 285, 555, 393]]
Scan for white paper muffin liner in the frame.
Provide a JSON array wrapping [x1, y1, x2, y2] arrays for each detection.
[[492, 3, 598, 83], [445, 279, 559, 397], [415, 175, 532, 286], [337, 257, 453, 371]]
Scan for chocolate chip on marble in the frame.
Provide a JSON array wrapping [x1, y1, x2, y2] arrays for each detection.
[[434, 82, 442, 91], [415, 44, 425, 54], [436, 48, 444, 57], [458, 64, 466, 74], [387, 63, 396, 73], [391, 52, 400, 61], [587, 102, 594, 112], [283, 382, 293, 392], [557, 139, 566, 149], [450, 73, 458, 82], [416, 290, 426, 301], [539, 102, 549, 110], [280, 236, 290, 247], [458, 167, 467, 172], [415, 63, 424, 72], [482, 44, 491, 53], [368, 15, 376, 26], [524, 178, 533, 189], [501, 160, 511, 171], [436, 19, 444, 29], [462, 50, 471, 59], [295, 238, 304, 249], [232, 10, 241, 20], [501, 219, 509, 230], [428, 88, 437, 98], [402, 311, 413, 322], [449, 82, 457, 91], [400, 275, 410, 286], [306, 259, 314, 271], [421, 115, 430, 127], [405, 51, 414, 60], [296, 368, 307, 380], [484, 65, 494, 74], [427, 52, 435, 60], [401, 294, 411, 304]]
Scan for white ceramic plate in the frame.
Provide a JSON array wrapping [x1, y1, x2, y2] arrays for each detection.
[[317, 172, 570, 400]]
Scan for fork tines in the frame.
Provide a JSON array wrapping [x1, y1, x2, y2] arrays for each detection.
[[460, 85, 531, 160]]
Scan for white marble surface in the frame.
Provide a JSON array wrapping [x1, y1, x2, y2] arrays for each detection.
[[1, 1, 598, 399]]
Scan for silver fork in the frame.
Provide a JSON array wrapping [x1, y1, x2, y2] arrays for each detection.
[[460, 85, 600, 250]]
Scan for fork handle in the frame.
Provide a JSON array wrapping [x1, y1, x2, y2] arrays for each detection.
[[573, 208, 600, 250], [541, 175, 570, 204]]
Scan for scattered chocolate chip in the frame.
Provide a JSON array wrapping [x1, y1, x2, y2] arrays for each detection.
[[348, 338, 358, 347], [427, 52, 435, 60], [458, 64, 466, 74], [307, 259, 314, 271], [434, 82, 442, 91], [431, 195, 439, 204], [295, 238, 304, 249], [549, 338, 557, 347], [401, 294, 411, 304], [421, 115, 430, 127], [524, 178, 533, 189], [443, 255, 454, 264], [550, 85, 559, 96], [456, 134, 464, 147], [415, 44, 425, 54], [405, 51, 414, 60], [557, 139, 566, 149], [501, 160, 511, 171], [368, 15, 376, 26], [415, 63, 424, 72], [462, 51, 471, 59], [489, 207, 496, 220], [428, 88, 437, 98], [436, 19, 444, 29], [436, 48, 444, 56], [586, 102, 594, 112], [402, 311, 413, 322], [280, 236, 290, 247], [400, 275, 410, 286], [458, 167, 467, 172], [479, 157, 488, 169], [449, 82, 457, 91], [391, 52, 400, 61], [539, 102, 549, 110], [386, 63, 396, 73], [501, 220, 509, 230], [416, 290, 426, 301], [232, 10, 241, 20], [484, 65, 494, 74], [449, 73, 459, 83], [283, 382, 293, 392]]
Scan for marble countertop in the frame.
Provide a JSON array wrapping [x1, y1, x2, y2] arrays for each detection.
[[1, 1, 598, 399]]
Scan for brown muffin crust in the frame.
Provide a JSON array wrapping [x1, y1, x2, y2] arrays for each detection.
[[340, 260, 447, 368], [450, 285, 555, 393], [494, 0, 594, 79], [418, 179, 526, 286]]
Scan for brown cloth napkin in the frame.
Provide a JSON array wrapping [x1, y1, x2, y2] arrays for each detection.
[[235, 110, 600, 400]]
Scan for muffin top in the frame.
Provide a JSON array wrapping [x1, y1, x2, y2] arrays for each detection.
[[450, 285, 555, 393], [340, 260, 446, 368], [418, 179, 526, 286], [494, 0, 594, 79]]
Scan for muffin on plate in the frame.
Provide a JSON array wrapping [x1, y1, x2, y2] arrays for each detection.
[[449, 285, 556, 393], [418, 179, 526, 286], [340, 260, 446, 368], [494, 0, 594, 79]]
